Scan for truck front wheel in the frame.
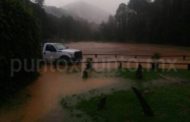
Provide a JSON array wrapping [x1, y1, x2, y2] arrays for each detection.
[[56, 56, 72, 66]]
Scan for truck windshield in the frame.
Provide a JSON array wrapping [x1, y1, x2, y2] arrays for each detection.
[[54, 43, 66, 50]]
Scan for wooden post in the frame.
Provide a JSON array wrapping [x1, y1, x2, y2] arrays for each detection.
[[132, 87, 154, 117], [82, 70, 88, 79], [95, 54, 98, 58], [118, 62, 122, 70], [136, 64, 143, 80], [115, 54, 118, 58], [86, 58, 93, 70], [151, 63, 155, 71], [188, 64, 190, 71], [183, 56, 186, 61], [151, 62, 159, 71]]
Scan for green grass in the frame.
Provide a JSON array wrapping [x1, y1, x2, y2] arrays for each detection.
[[117, 69, 161, 81], [162, 69, 190, 80], [117, 69, 190, 81], [76, 84, 190, 122]]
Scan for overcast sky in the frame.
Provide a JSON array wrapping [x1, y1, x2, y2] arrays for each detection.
[[44, 0, 129, 14]]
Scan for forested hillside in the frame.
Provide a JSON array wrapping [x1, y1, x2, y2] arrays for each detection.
[[100, 0, 190, 45], [35, 3, 94, 41]]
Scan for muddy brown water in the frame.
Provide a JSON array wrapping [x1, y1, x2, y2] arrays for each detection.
[[0, 42, 190, 122], [0, 65, 127, 122], [67, 42, 190, 55]]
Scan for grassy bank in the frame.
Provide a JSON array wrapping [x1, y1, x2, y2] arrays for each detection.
[[76, 84, 190, 122], [117, 69, 190, 81]]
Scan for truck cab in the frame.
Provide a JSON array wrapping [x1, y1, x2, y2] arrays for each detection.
[[42, 43, 82, 63]]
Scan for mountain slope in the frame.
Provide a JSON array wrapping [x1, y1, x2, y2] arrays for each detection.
[[64, 1, 109, 24], [44, 6, 69, 17]]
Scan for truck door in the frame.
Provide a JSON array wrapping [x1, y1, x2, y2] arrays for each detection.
[[43, 44, 57, 62]]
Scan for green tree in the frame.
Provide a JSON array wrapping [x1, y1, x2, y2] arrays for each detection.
[[115, 3, 137, 41]]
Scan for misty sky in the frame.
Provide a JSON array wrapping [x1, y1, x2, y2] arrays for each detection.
[[45, 0, 129, 14]]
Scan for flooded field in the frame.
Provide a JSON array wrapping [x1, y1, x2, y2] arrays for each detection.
[[68, 42, 190, 69], [0, 42, 190, 122], [66, 42, 190, 55]]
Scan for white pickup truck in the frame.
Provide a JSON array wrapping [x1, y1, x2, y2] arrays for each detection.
[[42, 43, 82, 63]]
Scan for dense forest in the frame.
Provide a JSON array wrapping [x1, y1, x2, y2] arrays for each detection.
[[0, 0, 190, 101], [101, 0, 190, 45]]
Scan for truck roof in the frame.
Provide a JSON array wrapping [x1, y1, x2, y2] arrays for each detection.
[[44, 42, 63, 45]]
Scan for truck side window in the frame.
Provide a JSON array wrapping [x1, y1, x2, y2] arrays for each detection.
[[46, 45, 56, 52]]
